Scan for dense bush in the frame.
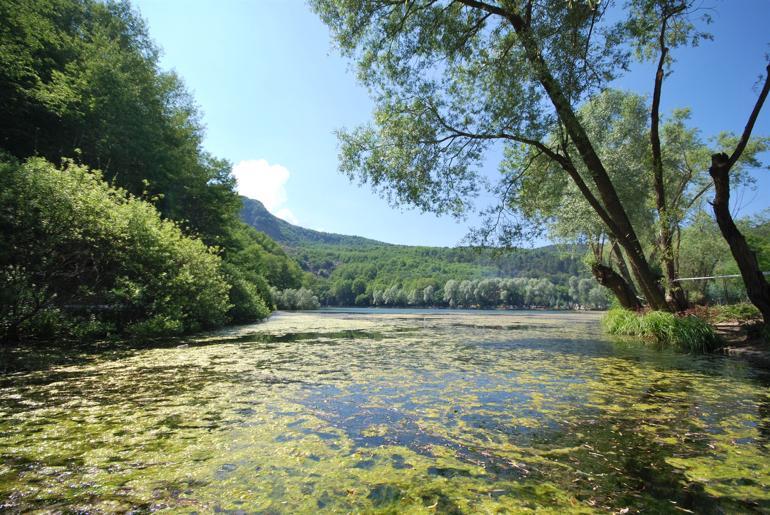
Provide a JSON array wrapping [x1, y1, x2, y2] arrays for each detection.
[[0, 157, 236, 340], [603, 308, 721, 353], [0, 0, 240, 245], [221, 263, 271, 323], [225, 224, 303, 291]]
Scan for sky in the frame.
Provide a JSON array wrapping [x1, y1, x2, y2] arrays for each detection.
[[132, 0, 770, 247]]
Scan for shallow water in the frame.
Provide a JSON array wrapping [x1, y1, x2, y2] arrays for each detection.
[[1, 310, 769, 513]]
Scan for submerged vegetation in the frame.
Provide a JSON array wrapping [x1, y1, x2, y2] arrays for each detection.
[[603, 308, 721, 353], [1, 311, 768, 512]]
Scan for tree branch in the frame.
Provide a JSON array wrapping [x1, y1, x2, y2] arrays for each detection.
[[423, 102, 625, 239], [650, 14, 669, 214], [454, 0, 520, 27], [728, 64, 770, 168]]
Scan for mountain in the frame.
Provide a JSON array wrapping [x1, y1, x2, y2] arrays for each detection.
[[239, 196, 587, 284], [240, 197, 384, 248]]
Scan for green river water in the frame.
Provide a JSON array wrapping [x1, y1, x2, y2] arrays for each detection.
[[1, 309, 769, 513]]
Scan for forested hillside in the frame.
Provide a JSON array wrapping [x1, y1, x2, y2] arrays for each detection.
[[240, 197, 599, 308], [0, 0, 301, 340], [241, 194, 770, 310], [241, 197, 381, 247]]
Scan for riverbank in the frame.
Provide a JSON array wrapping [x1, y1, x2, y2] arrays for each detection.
[[715, 321, 770, 367]]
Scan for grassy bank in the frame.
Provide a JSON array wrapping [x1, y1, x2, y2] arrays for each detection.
[[688, 303, 762, 325], [603, 308, 721, 353]]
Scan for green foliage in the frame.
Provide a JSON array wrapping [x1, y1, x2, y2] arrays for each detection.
[[0, 156, 232, 339], [322, 245, 596, 308], [291, 242, 586, 301], [0, 0, 240, 245], [603, 308, 720, 353], [240, 202, 601, 309], [511, 90, 766, 308], [271, 287, 321, 311], [0, 1, 310, 340], [221, 263, 271, 324], [678, 208, 770, 305], [126, 316, 184, 339], [741, 209, 770, 271], [311, 1, 768, 313], [514, 90, 655, 247], [310, 0, 632, 217], [225, 222, 303, 291]]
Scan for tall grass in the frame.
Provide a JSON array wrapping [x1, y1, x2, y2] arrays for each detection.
[[603, 308, 721, 353]]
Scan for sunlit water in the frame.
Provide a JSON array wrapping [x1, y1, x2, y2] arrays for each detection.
[[1, 310, 769, 513]]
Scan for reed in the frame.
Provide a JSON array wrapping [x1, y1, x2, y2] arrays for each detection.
[[603, 308, 721, 353]]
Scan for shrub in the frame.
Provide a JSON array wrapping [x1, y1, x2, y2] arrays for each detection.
[[126, 316, 184, 338], [603, 308, 721, 353], [222, 264, 271, 324], [711, 303, 761, 324], [602, 307, 641, 336], [0, 157, 233, 340]]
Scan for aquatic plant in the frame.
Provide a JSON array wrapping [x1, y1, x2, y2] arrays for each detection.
[[603, 308, 721, 352], [1, 311, 767, 512]]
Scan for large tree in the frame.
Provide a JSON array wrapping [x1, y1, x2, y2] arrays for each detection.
[[510, 90, 766, 309], [708, 65, 770, 323], [312, 0, 726, 311]]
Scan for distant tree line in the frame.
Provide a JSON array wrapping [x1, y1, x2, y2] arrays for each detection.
[[299, 211, 769, 310], [270, 287, 320, 311], [311, 276, 610, 310], [277, 212, 770, 311]]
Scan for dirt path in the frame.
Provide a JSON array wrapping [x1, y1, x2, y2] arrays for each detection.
[[715, 322, 770, 368]]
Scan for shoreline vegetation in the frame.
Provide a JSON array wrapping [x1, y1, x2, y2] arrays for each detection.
[[603, 304, 769, 355], [0, 156, 304, 342], [603, 308, 721, 353]]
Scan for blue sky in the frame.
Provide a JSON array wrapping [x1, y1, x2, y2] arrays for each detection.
[[132, 0, 769, 247]]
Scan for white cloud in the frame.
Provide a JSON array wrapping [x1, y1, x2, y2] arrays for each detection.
[[275, 207, 298, 225], [233, 159, 298, 224]]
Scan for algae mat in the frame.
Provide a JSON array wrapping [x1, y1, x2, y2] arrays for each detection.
[[1, 310, 769, 513]]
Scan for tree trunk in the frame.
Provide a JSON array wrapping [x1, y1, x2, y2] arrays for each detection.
[[710, 153, 770, 324], [592, 263, 642, 310], [650, 21, 688, 313], [509, 18, 670, 311], [454, 0, 670, 310], [662, 247, 688, 311], [610, 239, 636, 295]]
